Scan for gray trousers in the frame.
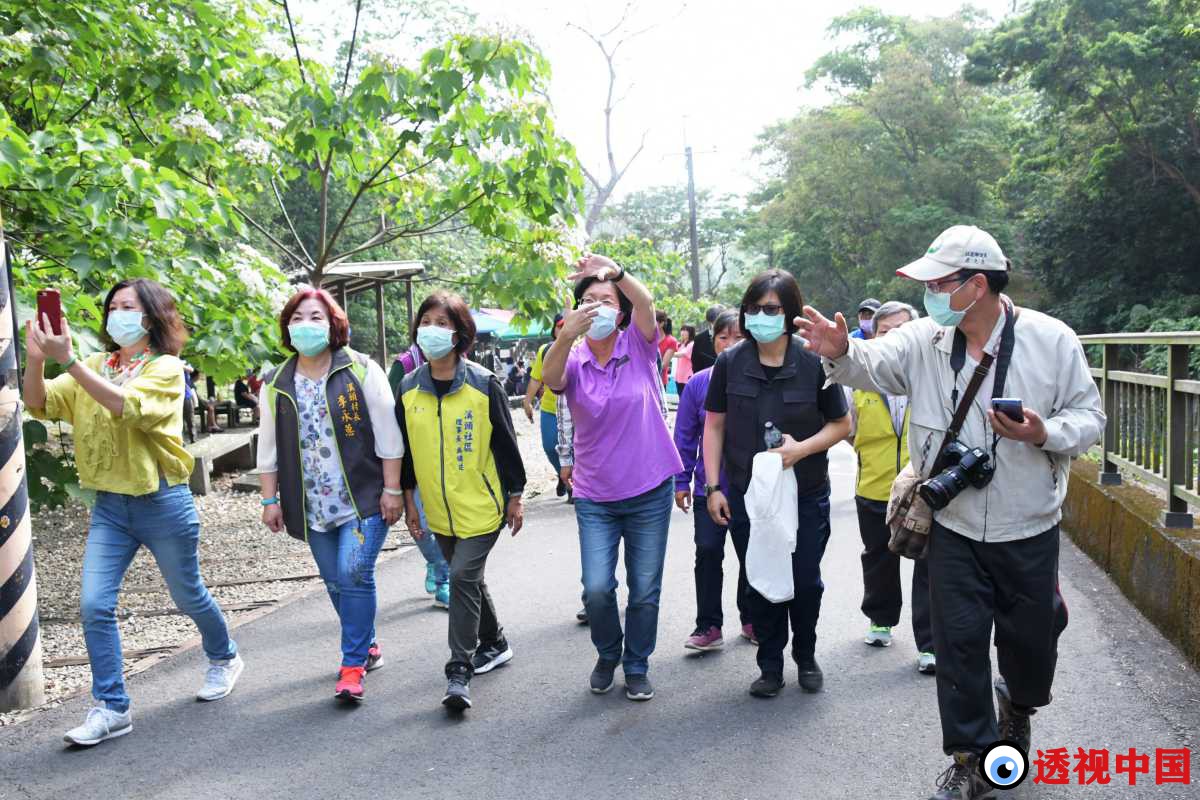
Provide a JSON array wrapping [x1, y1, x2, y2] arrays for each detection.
[[436, 531, 503, 674]]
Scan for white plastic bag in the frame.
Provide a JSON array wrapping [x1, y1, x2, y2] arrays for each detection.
[[744, 451, 798, 603]]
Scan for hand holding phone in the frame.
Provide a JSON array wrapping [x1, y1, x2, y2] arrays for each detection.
[[992, 398, 1025, 424], [36, 289, 64, 336]]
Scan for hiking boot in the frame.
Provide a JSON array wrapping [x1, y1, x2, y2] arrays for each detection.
[[741, 623, 758, 645], [472, 639, 514, 674], [995, 677, 1033, 754], [63, 707, 132, 747], [918, 652, 937, 675], [335, 665, 365, 703], [434, 582, 449, 609], [796, 656, 824, 693], [442, 664, 472, 710], [365, 642, 384, 672], [749, 672, 785, 698], [929, 752, 995, 800], [589, 658, 618, 694], [424, 563, 437, 594], [865, 624, 893, 647], [624, 672, 654, 701], [684, 626, 724, 652], [197, 653, 244, 701]]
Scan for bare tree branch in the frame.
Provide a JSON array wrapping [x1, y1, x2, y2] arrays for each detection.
[[282, 0, 308, 86], [232, 205, 311, 268], [340, 0, 363, 97], [270, 175, 315, 267]]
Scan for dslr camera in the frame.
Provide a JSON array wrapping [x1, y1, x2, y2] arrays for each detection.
[[918, 441, 994, 511]]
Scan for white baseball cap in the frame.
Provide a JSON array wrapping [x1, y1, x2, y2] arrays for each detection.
[[896, 225, 1009, 282]]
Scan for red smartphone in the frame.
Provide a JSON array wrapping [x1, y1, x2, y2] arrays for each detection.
[[36, 289, 63, 336]]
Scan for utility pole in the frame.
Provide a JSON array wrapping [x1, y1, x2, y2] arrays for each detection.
[[685, 146, 701, 301], [0, 210, 44, 712]]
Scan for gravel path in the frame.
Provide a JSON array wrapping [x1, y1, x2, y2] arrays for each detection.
[[1, 410, 559, 725]]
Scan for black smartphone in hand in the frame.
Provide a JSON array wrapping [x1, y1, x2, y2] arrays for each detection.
[[992, 398, 1025, 423]]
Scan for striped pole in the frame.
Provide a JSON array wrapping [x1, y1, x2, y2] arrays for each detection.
[[0, 216, 44, 711]]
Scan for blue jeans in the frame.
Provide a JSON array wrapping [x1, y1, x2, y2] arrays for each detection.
[[539, 409, 561, 473], [574, 478, 673, 674], [307, 514, 389, 667], [412, 491, 449, 584], [82, 480, 235, 712]]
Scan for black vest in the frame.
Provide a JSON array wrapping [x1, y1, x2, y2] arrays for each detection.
[[266, 348, 383, 541]]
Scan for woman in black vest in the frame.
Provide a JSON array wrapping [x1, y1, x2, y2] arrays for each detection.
[[702, 270, 851, 698], [256, 288, 405, 704]]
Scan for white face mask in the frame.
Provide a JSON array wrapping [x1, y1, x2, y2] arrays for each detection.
[[586, 305, 619, 340]]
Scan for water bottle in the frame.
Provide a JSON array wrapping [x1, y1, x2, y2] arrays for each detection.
[[764, 421, 783, 450]]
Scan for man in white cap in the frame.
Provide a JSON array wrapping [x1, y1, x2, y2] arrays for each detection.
[[796, 225, 1105, 800]]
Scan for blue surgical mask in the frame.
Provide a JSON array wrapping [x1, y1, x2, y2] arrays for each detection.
[[288, 322, 330, 357], [744, 311, 786, 343], [923, 282, 978, 327], [586, 305, 619, 340], [106, 310, 148, 348], [416, 325, 455, 359], [859, 318, 874, 337]]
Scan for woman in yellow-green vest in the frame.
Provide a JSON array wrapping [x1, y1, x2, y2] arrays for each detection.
[[24, 278, 241, 747], [396, 291, 526, 712], [845, 301, 934, 674]]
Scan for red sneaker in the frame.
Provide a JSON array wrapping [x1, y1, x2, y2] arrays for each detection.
[[741, 624, 759, 645], [335, 666, 365, 703]]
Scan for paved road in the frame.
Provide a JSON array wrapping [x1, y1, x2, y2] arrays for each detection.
[[2, 445, 1198, 799]]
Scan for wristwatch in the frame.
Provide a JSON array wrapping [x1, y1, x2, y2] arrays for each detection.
[[606, 265, 626, 283], [704, 484, 721, 495]]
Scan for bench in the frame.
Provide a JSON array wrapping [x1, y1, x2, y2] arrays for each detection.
[[194, 400, 254, 430], [185, 429, 257, 495]]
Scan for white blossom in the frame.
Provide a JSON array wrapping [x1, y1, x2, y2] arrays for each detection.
[[230, 93, 259, 110], [9, 31, 34, 48], [232, 136, 271, 166], [128, 157, 152, 171], [37, 29, 68, 45], [170, 111, 223, 142], [261, 116, 286, 132]]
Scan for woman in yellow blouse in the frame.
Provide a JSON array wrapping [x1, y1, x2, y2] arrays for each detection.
[[24, 278, 242, 748]]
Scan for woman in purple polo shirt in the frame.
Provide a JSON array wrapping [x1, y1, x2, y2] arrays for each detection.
[[542, 253, 683, 702], [674, 309, 749, 652]]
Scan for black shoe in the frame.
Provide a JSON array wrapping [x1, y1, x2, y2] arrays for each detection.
[[796, 657, 824, 693], [994, 677, 1033, 754], [624, 672, 654, 701], [566, 490, 575, 505], [929, 752, 994, 800], [589, 658, 618, 694], [471, 639, 514, 675], [749, 672, 784, 698], [576, 607, 589, 625], [442, 665, 472, 711], [556, 478, 567, 497]]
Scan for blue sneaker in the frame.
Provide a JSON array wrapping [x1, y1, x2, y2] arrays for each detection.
[[424, 563, 437, 595], [434, 582, 449, 609]]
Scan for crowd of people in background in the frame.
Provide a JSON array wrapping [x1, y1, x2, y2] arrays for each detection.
[[25, 225, 1106, 800]]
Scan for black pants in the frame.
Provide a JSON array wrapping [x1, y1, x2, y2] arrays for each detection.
[[928, 521, 1069, 755], [436, 531, 503, 675], [856, 496, 933, 653], [730, 487, 832, 677], [693, 497, 750, 631], [182, 393, 196, 443]]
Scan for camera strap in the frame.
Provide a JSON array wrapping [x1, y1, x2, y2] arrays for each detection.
[[944, 300, 1017, 468]]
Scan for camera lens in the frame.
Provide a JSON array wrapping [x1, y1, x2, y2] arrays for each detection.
[[919, 466, 969, 511]]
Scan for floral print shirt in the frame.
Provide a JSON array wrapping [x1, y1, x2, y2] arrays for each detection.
[[295, 373, 357, 532]]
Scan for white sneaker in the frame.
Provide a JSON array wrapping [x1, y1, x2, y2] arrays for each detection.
[[197, 653, 244, 701], [63, 706, 132, 747], [918, 652, 937, 675]]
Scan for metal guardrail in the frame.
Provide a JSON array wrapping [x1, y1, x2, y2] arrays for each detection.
[[1080, 332, 1200, 529]]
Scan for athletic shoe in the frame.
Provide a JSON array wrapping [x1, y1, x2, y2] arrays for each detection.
[[590, 658, 618, 694], [366, 642, 384, 672], [929, 752, 993, 800], [576, 607, 589, 625], [434, 582, 450, 609], [624, 673, 654, 701], [196, 653, 244, 701], [335, 665, 365, 703], [749, 672, 784, 698], [63, 707, 132, 747], [995, 677, 1033, 755], [918, 652, 937, 675], [424, 563, 437, 594], [796, 656, 824, 693], [741, 624, 758, 645], [442, 665, 471, 710], [472, 639, 514, 674], [684, 626, 724, 652], [865, 624, 893, 647]]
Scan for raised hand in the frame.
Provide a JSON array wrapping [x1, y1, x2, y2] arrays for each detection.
[[566, 253, 619, 282], [794, 306, 850, 359]]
